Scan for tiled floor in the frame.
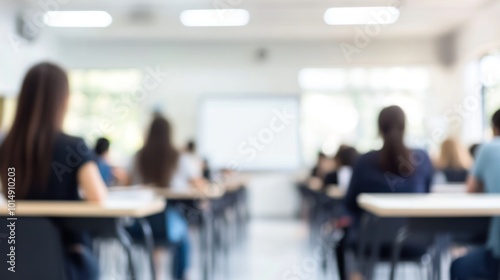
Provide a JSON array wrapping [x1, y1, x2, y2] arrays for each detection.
[[188, 219, 334, 280], [105, 219, 428, 280], [224, 220, 323, 280], [188, 219, 427, 280]]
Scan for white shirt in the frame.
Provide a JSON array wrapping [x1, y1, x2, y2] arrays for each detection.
[[337, 166, 353, 191], [170, 154, 202, 191]]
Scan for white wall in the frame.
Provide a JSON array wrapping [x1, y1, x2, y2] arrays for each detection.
[[53, 39, 438, 145], [0, 2, 60, 96], [457, 0, 500, 61]]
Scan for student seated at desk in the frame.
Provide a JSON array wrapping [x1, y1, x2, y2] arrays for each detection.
[[94, 137, 127, 186], [311, 151, 335, 179], [451, 109, 500, 280], [336, 106, 433, 280], [308, 151, 335, 189], [183, 140, 204, 178], [323, 145, 359, 191], [94, 137, 114, 186], [434, 138, 471, 183], [202, 158, 212, 181], [469, 143, 480, 160], [130, 113, 204, 280], [0, 62, 107, 280]]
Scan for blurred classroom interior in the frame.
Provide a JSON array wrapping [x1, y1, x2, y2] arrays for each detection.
[[1, 0, 500, 279]]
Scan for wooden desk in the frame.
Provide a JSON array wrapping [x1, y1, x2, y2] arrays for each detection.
[[358, 193, 500, 217], [0, 195, 165, 280], [225, 182, 245, 193], [431, 183, 466, 193], [307, 184, 467, 202], [153, 187, 225, 200], [0, 198, 165, 218], [109, 185, 229, 280], [109, 185, 225, 200], [357, 193, 500, 280], [322, 183, 467, 200]]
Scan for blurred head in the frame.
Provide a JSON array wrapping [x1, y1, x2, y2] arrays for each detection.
[[438, 138, 471, 170], [94, 137, 110, 157], [0, 62, 70, 198], [186, 140, 196, 153], [469, 143, 480, 159], [492, 109, 500, 136], [335, 146, 359, 168], [137, 114, 179, 187], [378, 106, 412, 176], [317, 151, 327, 161]]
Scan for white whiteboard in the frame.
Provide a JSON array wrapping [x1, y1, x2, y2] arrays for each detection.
[[198, 96, 301, 171]]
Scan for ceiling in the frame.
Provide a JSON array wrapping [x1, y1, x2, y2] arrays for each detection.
[[14, 0, 494, 42]]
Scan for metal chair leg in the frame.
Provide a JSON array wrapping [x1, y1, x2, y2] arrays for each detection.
[[138, 218, 156, 280], [390, 226, 408, 280], [365, 216, 381, 280], [357, 214, 372, 276], [116, 220, 136, 280]]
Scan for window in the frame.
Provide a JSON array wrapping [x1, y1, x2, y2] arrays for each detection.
[[299, 67, 431, 165], [479, 53, 500, 139], [66, 69, 144, 164], [0, 97, 16, 131]]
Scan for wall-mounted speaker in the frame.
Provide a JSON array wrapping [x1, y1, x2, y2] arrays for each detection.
[[255, 48, 269, 63], [15, 12, 40, 43], [436, 30, 457, 67]]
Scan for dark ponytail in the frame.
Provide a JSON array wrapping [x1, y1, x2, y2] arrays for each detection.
[[378, 106, 413, 176]]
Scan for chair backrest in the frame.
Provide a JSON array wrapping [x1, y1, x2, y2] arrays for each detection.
[[357, 216, 434, 259], [0, 217, 66, 280], [127, 212, 170, 247]]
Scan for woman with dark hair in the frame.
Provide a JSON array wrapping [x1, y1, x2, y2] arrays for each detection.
[[134, 115, 180, 187], [310, 151, 335, 179], [323, 145, 359, 190], [0, 62, 107, 279], [130, 114, 202, 280], [335, 106, 434, 280]]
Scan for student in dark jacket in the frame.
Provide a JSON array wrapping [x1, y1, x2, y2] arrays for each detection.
[[0, 62, 108, 280], [336, 106, 434, 280]]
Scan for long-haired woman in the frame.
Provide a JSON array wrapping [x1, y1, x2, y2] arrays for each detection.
[[435, 137, 472, 182], [0, 62, 107, 279], [335, 106, 434, 280], [130, 114, 202, 280]]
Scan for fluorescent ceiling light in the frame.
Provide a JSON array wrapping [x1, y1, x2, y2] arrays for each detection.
[[180, 9, 249, 27], [324, 7, 400, 25], [44, 11, 113, 27]]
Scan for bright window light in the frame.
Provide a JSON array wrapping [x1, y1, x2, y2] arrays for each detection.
[[298, 68, 346, 90], [324, 7, 400, 25], [180, 9, 249, 27], [44, 11, 113, 27]]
